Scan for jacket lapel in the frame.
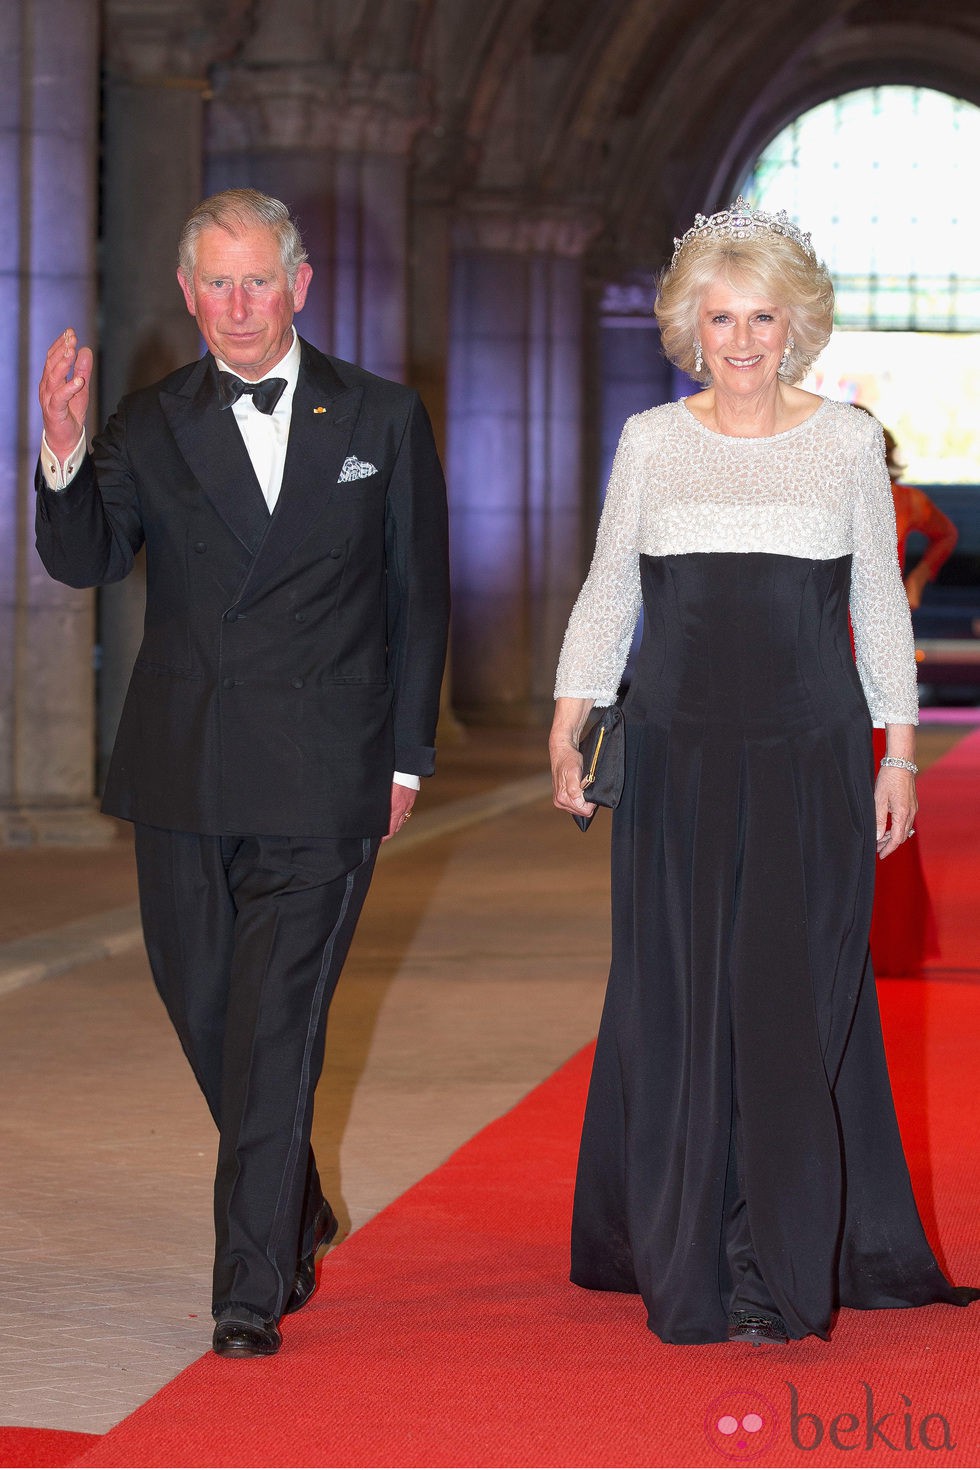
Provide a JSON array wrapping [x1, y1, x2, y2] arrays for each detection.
[[236, 342, 363, 602], [159, 357, 271, 555]]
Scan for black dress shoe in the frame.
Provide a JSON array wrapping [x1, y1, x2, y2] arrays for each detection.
[[727, 1310, 789, 1345], [283, 1199, 339, 1316], [213, 1307, 282, 1358]]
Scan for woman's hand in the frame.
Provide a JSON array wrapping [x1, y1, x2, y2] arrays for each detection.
[[874, 766, 918, 858], [550, 697, 596, 821]]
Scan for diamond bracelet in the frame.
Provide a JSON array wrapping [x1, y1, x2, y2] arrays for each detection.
[[880, 756, 918, 774]]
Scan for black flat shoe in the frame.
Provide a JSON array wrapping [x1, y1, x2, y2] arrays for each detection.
[[213, 1308, 282, 1358], [727, 1310, 788, 1345], [283, 1199, 339, 1316]]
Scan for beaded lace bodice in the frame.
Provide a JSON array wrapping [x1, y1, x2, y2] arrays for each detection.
[[554, 398, 918, 725]]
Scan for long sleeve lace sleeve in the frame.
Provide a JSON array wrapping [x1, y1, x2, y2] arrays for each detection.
[[849, 422, 919, 726], [554, 418, 642, 705]]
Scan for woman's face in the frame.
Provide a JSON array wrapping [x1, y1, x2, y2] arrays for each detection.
[[696, 280, 791, 399]]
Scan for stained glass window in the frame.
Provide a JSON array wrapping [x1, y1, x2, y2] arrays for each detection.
[[739, 87, 980, 331]]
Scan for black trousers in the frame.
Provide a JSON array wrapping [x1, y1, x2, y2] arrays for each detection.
[[134, 824, 379, 1320]]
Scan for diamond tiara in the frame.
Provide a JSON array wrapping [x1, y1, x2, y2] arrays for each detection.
[[671, 196, 814, 269]]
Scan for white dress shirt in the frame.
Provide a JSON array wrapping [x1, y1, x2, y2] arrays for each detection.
[[214, 331, 300, 512], [40, 328, 419, 790]]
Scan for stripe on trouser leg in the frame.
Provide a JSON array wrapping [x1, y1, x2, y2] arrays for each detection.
[[265, 837, 374, 1316]]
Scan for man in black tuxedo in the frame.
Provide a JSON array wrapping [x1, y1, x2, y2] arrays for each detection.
[[35, 189, 450, 1358]]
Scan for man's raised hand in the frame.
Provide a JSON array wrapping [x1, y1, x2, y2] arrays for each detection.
[[39, 329, 93, 462]]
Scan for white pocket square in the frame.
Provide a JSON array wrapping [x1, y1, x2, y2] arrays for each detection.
[[338, 456, 378, 483]]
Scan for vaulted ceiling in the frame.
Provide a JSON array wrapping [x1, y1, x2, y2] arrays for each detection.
[[409, 0, 980, 265], [109, 0, 980, 271]]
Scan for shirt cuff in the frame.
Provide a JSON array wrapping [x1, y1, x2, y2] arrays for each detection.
[[393, 771, 421, 791], [40, 429, 86, 490]]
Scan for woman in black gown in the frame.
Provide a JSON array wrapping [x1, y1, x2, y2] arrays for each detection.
[[549, 199, 978, 1345]]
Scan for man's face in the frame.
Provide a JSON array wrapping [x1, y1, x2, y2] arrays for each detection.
[[177, 223, 312, 379]]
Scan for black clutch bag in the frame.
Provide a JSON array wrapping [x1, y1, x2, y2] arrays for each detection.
[[572, 704, 625, 831]]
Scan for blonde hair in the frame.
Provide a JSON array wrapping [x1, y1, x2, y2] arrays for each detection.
[[655, 232, 835, 385]]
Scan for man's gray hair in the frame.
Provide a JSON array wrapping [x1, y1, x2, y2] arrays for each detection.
[[178, 189, 308, 284]]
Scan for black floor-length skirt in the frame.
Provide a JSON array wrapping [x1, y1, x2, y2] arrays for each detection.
[[570, 552, 976, 1344]]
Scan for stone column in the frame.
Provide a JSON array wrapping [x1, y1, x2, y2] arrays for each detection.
[[0, 0, 111, 842], [410, 187, 466, 742], [96, 2, 249, 784], [447, 206, 601, 724], [207, 62, 432, 383], [595, 276, 675, 480]]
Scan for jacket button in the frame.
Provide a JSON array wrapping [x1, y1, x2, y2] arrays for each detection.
[[222, 677, 235, 689], [291, 678, 304, 689], [194, 541, 207, 553], [293, 612, 306, 622], [329, 548, 342, 559]]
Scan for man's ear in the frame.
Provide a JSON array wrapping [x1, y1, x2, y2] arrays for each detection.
[[291, 262, 313, 313], [177, 269, 196, 317]]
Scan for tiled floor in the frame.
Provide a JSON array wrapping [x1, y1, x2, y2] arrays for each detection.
[[0, 722, 973, 1435]]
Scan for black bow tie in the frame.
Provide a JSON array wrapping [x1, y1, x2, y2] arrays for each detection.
[[217, 371, 287, 415]]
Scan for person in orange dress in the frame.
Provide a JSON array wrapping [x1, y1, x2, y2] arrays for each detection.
[[858, 412, 958, 975], [880, 423, 959, 608]]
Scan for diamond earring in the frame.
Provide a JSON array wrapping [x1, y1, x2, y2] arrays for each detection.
[[780, 334, 795, 370], [694, 342, 703, 374]]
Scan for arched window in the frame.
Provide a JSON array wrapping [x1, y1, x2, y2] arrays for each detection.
[[740, 86, 980, 331], [737, 87, 980, 486]]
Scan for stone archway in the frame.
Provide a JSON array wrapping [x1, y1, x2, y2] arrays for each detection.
[[438, 0, 980, 719]]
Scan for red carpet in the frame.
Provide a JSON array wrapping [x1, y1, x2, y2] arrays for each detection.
[[0, 1429, 98, 1468], [917, 729, 980, 976], [9, 730, 980, 1469], [68, 998, 980, 1468]]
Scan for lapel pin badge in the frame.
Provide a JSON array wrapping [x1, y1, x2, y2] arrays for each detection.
[[314, 406, 326, 414]]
